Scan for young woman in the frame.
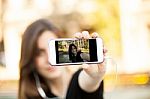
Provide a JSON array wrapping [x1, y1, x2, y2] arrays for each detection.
[[18, 19, 106, 99], [68, 43, 84, 62]]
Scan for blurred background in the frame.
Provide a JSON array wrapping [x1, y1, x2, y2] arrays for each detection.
[[0, 0, 150, 99]]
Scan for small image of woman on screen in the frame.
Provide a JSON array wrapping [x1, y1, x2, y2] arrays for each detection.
[[68, 44, 84, 62]]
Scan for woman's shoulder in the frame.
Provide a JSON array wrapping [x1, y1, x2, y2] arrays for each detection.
[[68, 67, 82, 78], [73, 68, 82, 76], [66, 68, 103, 99]]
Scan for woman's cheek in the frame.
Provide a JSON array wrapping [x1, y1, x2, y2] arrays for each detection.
[[35, 58, 48, 78], [35, 57, 45, 70]]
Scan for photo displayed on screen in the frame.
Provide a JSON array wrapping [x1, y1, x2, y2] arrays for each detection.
[[55, 39, 98, 64]]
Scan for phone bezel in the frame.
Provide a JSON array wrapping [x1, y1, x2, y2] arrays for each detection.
[[48, 38, 104, 66]]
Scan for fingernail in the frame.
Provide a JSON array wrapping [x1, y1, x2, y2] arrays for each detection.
[[92, 32, 99, 38], [74, 32, 82, 39], [82, 31, 90, 39]]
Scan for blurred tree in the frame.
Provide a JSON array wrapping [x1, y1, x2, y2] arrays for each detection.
[[48, 0, 121, 58], [0, 0, 6, 67], [80, 0, 121, 58]]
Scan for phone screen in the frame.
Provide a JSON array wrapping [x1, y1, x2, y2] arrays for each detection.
[[55, 39, 98, 64]]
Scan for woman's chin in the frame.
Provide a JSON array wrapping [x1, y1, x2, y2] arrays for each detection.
[[46, 68, 62, 79]]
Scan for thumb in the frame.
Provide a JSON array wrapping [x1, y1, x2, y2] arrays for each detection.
[[82, 63, 90, 73]]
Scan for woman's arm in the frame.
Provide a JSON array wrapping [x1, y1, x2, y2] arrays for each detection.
[[78, 63, 105, 92], [75, 31, 106, 93]]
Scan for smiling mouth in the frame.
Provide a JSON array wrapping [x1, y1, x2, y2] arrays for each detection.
[[47, 66, 56, 71]]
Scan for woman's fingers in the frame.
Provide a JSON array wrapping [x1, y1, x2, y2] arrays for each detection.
[[103, 48, 107, 53], [103, 47, 108, 56], [75, 31, 101, 39], [74, 31, 90, 39], [91, 32, 99, 38], [103, 47, 108, 58], [82, 31, 90, 39], [74, 32, 82, 39]]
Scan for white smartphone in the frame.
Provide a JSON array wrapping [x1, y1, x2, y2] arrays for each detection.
[[48, 38, 104, 66]]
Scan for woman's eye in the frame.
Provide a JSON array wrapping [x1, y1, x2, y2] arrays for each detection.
[[36, 49, 45, 56], [38, 51, 45, 56]]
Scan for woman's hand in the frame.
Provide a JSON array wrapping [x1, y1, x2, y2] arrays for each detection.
[[75, 31, 107, 92]]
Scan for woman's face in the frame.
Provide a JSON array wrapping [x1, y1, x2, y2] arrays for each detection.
[[34, 31, 63, 80], [71, 46, 77, 55]]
